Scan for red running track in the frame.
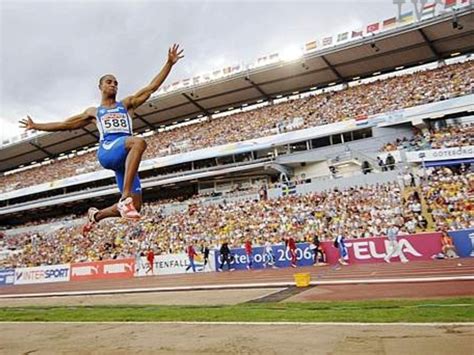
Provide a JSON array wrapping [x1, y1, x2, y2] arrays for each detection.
[[1, 258, 473, 298]]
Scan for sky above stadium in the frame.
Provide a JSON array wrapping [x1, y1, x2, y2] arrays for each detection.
[[0, 0, 400, 142]]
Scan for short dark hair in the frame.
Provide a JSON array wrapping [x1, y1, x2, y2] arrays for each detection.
[[99, 74, 115, 86]]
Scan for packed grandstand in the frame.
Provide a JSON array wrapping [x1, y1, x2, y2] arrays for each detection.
[[0, 6, 473, 272]]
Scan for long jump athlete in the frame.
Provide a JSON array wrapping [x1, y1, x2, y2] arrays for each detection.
[[19, 44, 184, 235]]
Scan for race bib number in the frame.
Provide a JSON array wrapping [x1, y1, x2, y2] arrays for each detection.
[[102, 113, 130, 134]]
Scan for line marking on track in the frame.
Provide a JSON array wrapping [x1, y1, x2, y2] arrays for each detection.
[[1, 321, 473, 326], [1, 275, 473, 299]]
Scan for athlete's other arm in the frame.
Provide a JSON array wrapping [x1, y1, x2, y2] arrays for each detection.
[[123, 44, 184, 111], [19, 107, 96, 132]]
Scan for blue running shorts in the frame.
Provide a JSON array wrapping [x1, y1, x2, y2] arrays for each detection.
[[97, 136, 141, 194]]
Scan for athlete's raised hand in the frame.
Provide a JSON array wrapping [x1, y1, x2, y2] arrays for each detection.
[[19, 115, 36, 130], [168, 44, 184, 65]]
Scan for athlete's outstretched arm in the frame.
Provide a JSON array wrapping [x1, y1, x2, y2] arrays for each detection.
[[123, 44, 184, 110], [19, 108, 96, 132]]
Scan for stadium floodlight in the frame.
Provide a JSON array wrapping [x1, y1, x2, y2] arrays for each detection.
[[280, 46, 303, 62]]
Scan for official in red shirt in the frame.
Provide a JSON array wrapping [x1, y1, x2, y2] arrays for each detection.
[[185, 242, 198, 272], [244, 239, 253, 270], [285, 236, 297, 268], [146, 249, 155, 275]]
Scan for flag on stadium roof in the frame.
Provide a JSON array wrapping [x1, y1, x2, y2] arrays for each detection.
[[181, 78, 190, 86], [351, 30, 363, 38], [421, 2, 436, 19], [305, 40, 317, 51], [192, 76, 200, 84], [322, 37, 333, 46], [269, 53, 279, 61], [383, 17, 397, 29], [231, 64, 241, 72], [337, 32, 349, 42], [366, 22, 380, 33], [444, 0, 457, 8], [399, 11, 414, 24]]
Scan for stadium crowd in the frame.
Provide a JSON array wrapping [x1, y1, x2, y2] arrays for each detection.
[[2, 178, 441, 268], [422, 165, 473, 231], [382, 123, 474, 152], [1, 60, 473, 193]]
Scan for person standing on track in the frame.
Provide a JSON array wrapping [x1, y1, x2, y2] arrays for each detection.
[[185, 241, 198, 273], [218, 241, 234, 271], [244, 239, 253, 270], [200, 241, 211, 271], [384, 223, 409, 263], [19, 44, 184, 234], [263, 240, 277, 269], [334, 233, 349, 266], [285, 236, 297, 268]]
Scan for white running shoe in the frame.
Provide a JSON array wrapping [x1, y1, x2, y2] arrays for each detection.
[[117, 197, 141, 220], [82, 207, 99, 236]]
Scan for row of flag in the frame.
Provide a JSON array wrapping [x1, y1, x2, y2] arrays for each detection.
[[158, 0, 470, 95], [304, 0, 469, 51]]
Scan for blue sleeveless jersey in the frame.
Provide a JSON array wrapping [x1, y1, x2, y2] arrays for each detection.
[[96, 101, 133, 142]]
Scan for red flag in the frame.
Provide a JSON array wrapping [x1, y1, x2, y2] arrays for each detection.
[[383, 17, 397, 28], [367, 22, 380, 33], [444, 0, 457, 7]]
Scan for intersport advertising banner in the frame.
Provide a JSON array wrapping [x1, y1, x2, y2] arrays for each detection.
[[213, 233, 443, 270], [70, 258, 135, 281], [14, 264, 70, 285]]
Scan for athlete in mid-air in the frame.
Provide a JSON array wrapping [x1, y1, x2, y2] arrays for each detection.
[[19, 44, 184, 234]]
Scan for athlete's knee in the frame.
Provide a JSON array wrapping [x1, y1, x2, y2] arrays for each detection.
[[127, 137, 147, 152], [135, 138, 147, 152]]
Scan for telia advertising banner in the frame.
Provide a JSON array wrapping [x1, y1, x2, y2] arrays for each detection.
[[322, 232, 443, 264], [213, 233, 444, 270]]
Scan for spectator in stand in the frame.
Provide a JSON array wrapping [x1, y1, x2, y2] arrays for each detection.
[[377, 156, 387, 172], [361, 161, 371, 175], [385, 153, 396, 171]]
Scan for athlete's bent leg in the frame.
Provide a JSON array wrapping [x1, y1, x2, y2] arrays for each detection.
[[123, 137, 147, 199]]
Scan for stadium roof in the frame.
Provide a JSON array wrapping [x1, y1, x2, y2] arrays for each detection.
[[1, 7, 474, 173]]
